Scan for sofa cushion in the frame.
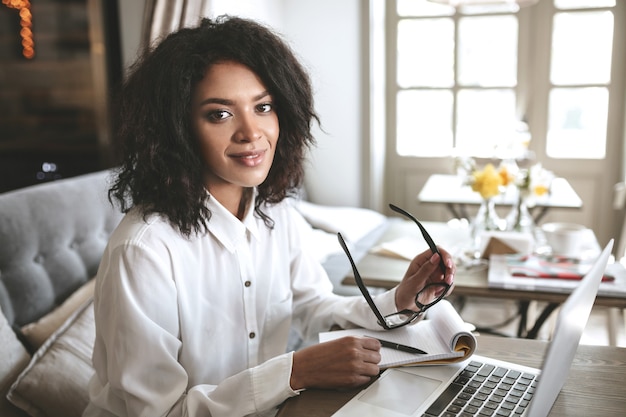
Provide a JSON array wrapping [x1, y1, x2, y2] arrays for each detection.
[[0, 170, 122, 328], [0, 307, 30, 417], [7, 300, 95, 417], [20, 279, 95, 352], [294, 199, 387, 244]]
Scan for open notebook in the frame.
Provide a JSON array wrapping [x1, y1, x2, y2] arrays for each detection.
[[331, 239, 613, 417], [319, 300, 476, 368]]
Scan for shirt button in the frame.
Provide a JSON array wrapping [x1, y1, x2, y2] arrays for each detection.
[[244, 281, 251, 287], [249, 332, 256, 339]]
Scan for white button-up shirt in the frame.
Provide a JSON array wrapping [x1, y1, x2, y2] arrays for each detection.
[[84, 195, 398, 417]]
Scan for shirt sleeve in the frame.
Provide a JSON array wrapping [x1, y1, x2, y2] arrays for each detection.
[[86, 241, 301, 417], [185, 352, 300, 416]]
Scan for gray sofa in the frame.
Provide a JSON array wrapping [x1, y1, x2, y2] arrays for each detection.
[[0, 170, 123, 417], [0, 169, 388, 417]]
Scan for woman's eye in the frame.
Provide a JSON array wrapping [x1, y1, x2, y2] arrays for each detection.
[[206, 110, 231, 122], [257, 103, 273, 113]]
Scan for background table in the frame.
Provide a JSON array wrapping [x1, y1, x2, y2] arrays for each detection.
[[418, 174, 583, 222], [277, 336, 626, 417], [340, 219, 626, 338]]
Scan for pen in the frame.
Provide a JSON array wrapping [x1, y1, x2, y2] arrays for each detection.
[[366, 336, 428, 355]]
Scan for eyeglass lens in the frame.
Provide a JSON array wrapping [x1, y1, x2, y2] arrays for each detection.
[[414, 282, 450, 309]]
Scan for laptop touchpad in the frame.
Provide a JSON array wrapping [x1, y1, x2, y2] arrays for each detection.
[[358, 369, 442, 415]]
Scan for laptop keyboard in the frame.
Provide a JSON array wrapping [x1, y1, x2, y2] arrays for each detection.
[[422, 360, 538, 417]]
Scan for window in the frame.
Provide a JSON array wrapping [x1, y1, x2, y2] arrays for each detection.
[[547, 3, 614, 159], [391, 0, 617, 160]]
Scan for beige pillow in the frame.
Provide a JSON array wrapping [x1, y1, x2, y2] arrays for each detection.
[[21, 279, 95, 350], [8, 300, 95, 417], [0, 307, 31, 417]]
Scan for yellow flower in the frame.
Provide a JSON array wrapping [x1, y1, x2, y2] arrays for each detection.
[[498, 165, 515, 187], [471, 163, 503, 199]]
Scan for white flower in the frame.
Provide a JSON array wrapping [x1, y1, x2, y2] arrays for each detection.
[[514, 163, 554, 207]]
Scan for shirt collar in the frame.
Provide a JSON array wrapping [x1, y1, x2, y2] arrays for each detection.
[[205, 191, 261, 252]]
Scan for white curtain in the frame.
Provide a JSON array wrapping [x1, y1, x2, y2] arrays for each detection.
[[140, 0, 213, 51]]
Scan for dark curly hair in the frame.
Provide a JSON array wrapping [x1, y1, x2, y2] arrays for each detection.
[[109, 16, 319, 236]]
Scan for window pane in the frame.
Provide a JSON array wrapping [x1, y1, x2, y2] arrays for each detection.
[[397, 0, 454, 16], [458, 15, 518, 87], [456, 89, 516, 157], [554, 0, 615, 9], [398, 18, 455, 88], [546, 87, 608, 159], [396, 90, 453, 157], [551, 11, 614, 85]]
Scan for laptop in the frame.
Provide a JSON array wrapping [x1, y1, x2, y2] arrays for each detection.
[[332, 240, 614, 417]]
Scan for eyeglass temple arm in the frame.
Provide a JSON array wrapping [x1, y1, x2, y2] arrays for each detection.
[[389, 204, 447, 274], [336, 233, 389, 327]]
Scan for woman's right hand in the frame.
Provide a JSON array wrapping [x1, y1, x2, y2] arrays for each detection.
[[290, 336, 381, 390]]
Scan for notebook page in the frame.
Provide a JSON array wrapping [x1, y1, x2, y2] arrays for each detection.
[[319, 322, 458, 368], [426, 299, 475, 351], [319, 300, 475, 368]]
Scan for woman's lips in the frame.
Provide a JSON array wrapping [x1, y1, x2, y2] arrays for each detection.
[[230, 150, 266, 167]]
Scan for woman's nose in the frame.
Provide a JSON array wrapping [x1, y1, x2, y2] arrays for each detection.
[[234, 114, 262, 142]]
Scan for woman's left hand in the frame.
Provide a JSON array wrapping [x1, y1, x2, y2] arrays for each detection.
[[395, 247, 455, 312]]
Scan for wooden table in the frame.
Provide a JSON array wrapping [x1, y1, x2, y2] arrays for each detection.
[[341, 220, 626, 308], [418, 174, 583, 222], [277, 335, 626, 417], [340, 219, 626, 338]]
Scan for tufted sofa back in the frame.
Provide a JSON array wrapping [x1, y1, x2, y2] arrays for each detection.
[[0, 170, 123, 327]]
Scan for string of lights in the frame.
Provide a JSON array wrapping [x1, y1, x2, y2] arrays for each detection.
[[2, 0, 34, 59]]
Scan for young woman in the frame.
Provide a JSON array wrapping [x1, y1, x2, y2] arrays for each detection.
[[83, 16, 455, 417]]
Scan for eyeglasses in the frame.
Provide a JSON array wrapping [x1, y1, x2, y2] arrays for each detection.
[[337, 204, 450, 330]]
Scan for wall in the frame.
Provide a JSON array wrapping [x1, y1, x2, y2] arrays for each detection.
[[280, 0, 363, 207], [116, 0, 365, 207], [117, 0, 144, 71]]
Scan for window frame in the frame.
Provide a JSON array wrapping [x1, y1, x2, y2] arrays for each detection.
[[386, 0, 619, 162]]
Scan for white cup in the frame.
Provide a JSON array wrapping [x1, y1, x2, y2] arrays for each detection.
[[540, 222, 589, 257]]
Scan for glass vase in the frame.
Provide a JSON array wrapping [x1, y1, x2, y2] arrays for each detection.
[[472, 198, 503, 238], [506, 193, 535, 234], [467, 198, 504, 260]]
